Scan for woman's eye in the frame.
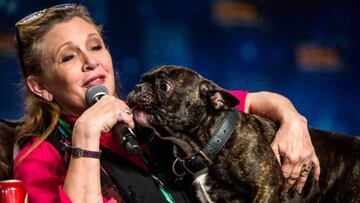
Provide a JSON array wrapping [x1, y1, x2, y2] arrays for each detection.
[[159, 80, 172, 92], [92, 45, 102, 51], [62, 55, 75, 63]]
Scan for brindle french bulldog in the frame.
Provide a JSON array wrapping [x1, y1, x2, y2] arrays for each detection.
[[127, 65, 360, 203]]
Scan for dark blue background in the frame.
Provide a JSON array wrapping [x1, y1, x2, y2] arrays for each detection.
[[0, 0, 359, 136]]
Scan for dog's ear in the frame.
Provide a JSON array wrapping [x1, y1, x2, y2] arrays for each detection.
[[200, 80, 239, 110]]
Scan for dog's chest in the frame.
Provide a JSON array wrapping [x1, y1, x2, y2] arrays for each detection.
[[192, 169, 214, 203]]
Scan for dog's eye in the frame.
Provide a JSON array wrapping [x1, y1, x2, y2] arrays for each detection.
[[159, 80, 172, 92]]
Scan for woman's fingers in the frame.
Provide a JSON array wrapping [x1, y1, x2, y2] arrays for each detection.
[[282, 157, 303, 191], [77, 95, 134, 135], [271, 113, 320, 193], [295, 156, 320, 192], [116, 105, 135, 129]]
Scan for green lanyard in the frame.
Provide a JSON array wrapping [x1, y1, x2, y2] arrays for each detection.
[[58, 118, 73, 136], [159, 181, 176, 203], [139, 150, 176, 203], [57, 118, 176, 203]]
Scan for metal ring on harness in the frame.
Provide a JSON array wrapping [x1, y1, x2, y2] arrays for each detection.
[[172, 158, 186, 177]]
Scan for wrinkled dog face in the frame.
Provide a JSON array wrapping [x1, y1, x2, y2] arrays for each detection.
[[127, 65, 239, 138], [127, 65, 207, 136]]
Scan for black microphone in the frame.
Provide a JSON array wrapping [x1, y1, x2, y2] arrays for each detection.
[[85, 85, 142, 155]]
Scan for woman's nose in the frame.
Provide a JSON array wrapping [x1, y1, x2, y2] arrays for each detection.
[[81, 51, 99, 70]]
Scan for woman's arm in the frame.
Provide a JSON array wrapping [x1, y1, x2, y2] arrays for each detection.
[[244, 91, 320, 193], [14, 139, 111, 203], [62, 127, 103, 203], [63, 95, 134, 202]]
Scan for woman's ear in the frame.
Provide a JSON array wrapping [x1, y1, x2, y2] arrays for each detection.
[[26, 75, 53, 101]]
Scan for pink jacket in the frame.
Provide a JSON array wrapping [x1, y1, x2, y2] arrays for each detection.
[[13, 90, 247, 203]]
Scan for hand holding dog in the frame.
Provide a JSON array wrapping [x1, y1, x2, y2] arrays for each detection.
[[271, 112, 320, 192], [245, 92, 320, 193]]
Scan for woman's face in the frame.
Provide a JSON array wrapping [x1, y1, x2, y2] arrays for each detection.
[[31, 17, 115, 116]]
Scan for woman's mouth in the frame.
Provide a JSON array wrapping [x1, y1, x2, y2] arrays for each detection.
[[83, 75, 105, 88]]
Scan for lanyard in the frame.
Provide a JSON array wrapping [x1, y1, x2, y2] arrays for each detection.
[[138, 152, 176, 203]]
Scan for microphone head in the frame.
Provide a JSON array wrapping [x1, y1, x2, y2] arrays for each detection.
[[85, 85, 109, 105]]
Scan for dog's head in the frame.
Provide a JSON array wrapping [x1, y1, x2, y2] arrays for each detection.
[[128, 65, 239, 138]]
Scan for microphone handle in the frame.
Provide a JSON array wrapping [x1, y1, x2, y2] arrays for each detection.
[[113, 123, 142, 155]]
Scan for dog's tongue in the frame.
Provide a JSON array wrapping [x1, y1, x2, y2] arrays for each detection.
[[133, 109, 151, 127]]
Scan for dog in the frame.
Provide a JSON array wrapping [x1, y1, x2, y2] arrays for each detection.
[[127, 65, 360, 202]]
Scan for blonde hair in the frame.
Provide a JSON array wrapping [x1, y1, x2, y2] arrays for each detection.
[[15, 5, 103, 164]]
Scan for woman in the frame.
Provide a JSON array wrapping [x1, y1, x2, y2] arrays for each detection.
[[13, 4, 319, 202]]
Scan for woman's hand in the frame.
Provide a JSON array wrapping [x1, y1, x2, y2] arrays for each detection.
[[64, 95, 134, 203], [72, 95, 134, 150], [271, 112, 320, 193], [245, 91, 320, 193]]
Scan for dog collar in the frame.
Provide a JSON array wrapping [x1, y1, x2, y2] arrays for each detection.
[[172, 108, 239, 176]]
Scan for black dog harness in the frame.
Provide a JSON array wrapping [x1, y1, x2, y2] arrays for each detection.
[[172, 108, 239, 176]]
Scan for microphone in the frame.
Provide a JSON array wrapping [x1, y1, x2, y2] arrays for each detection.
[[85, 85, 142, 155]]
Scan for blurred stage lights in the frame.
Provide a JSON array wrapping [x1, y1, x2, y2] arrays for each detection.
[[212, 0, 261, 26], [296, 44, 342, 72], [0, 33, 14, 54]]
